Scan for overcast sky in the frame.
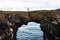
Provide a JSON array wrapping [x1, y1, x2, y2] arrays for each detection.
[[0, 0, 60, 11]]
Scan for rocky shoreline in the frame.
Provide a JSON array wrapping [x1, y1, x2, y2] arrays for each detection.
[[0, 8, 60, 40]]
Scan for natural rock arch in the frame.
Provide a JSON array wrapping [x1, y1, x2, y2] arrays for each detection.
[[0, 8, 60, 40], [17, 22, 43, 40]]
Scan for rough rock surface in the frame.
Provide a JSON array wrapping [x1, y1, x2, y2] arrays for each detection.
[[0, 8, 60, 40]]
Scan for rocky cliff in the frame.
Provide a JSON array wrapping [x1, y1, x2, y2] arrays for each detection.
[[0, 8, 60, 40]]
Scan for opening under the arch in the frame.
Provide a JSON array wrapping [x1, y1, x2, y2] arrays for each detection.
[[17, 22, 43, 40]]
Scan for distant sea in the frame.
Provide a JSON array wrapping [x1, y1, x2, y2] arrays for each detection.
[[17, 22, 43, 40]]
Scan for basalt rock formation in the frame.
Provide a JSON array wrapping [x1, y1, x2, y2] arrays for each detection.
[[0, 8, 60, 40]]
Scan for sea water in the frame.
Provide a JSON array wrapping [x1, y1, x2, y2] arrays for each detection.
[[17, 22, 43, 40]]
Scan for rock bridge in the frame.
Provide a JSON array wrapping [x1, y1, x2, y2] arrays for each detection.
[[0, 8, 60, 40]]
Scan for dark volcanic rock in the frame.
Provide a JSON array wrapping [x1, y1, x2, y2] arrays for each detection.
[[0, 8, 60, 40]]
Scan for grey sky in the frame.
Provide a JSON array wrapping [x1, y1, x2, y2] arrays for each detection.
[[0, 0, 60, 11]]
